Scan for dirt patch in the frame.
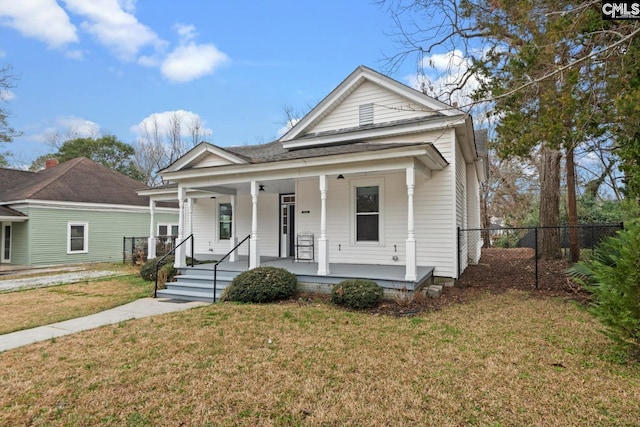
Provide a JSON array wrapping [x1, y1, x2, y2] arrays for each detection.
[[457, 248, 585, 297], [286, 248, 588, 317]]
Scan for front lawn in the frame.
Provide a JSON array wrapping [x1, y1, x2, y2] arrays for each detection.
[[1, 290, 638, 425], [0, 265, 152, 334]]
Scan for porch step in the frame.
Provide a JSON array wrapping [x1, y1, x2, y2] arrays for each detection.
[[156, 268, 241, 302]]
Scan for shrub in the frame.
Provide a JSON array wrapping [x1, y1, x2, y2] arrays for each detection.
[[222, 266, 296, 303], [331, 279, 384, 310], [139, 255, 175, 281], [160, 262, 176, 283], [566, 220, 640, 357]]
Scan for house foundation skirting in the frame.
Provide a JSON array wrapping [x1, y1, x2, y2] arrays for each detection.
[[190, 256, 434, 293]]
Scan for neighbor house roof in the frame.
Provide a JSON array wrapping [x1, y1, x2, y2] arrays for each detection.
[[0, 157, 160, 207], [0, 205, 27, 220]]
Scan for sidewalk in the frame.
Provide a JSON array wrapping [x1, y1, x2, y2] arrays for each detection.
[[0, 298, 208, 352]]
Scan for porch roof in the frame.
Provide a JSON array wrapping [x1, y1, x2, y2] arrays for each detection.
[[225, 140, 430, 164], [0, 205, 28, 222]]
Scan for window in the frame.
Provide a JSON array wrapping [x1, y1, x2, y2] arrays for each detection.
[[2, 224, 10, 261], [219, 203, 232, 240], [356, 185, 379, 242], [158, 224, 178, 236], [67, 222, 88, 254]]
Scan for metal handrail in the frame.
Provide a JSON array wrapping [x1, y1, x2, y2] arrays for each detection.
[[153, 234, 194, 298], [213, 234, 251, 303]]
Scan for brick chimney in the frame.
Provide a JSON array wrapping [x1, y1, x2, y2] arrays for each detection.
[[45, 158, 59, 169]]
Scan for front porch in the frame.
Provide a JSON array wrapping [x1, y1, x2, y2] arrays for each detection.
[[156, 255, 434, 302]]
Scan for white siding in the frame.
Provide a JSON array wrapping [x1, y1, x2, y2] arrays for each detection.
[[191, 197, 217, 254], [193, 155, 235, 168], [191, 193, 280, 258], [297, 174, 409, 266], [308, 81, 436, 134], [455, 142, 468, 275], [295, 155, 458, 278], [185, 131, 464, 277]]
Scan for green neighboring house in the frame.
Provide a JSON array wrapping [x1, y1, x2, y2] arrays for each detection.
[[0, 157, 178, 267]]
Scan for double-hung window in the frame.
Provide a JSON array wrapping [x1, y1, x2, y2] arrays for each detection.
[[219, 203, 232, 240], [355, 185, 380, 242], [158, 224, 178, 237], [67, 222, 88, 254]]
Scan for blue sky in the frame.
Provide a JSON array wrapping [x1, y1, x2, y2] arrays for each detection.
[[0, 0, 437, 167]]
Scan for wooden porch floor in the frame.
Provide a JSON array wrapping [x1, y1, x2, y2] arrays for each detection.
[[191, 255, 434, 291]]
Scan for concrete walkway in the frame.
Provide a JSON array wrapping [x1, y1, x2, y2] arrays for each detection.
[[0, 298, 208, 352]]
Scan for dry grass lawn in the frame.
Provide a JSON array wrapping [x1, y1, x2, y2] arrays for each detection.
[[0, 265, 152, 334], [1, 290, 639, 426]]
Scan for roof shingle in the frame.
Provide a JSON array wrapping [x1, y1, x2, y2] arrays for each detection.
[[0, 157, 159, 207]]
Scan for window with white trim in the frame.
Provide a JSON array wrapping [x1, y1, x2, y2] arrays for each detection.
[[218, 203, 232, 240], [351, 179, 384, 244], [356, 186, 380, 241], [67, 222, 88, 254], [158, 224, 178, 237]]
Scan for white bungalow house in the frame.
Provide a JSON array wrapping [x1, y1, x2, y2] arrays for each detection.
[[139, 66, 486, 301]]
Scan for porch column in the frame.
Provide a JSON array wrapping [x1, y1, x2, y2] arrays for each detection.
[[249, 181, 260, 268], [185, 197, 194, 258], [174, 186, 187, 268], [147, 199, 156, 260], [317, 175, 330, 275], [229, 195, 238, 262], [405, 167, 417, 281]]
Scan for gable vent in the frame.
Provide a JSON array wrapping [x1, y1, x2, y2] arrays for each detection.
[[359, 103, 374, 126]]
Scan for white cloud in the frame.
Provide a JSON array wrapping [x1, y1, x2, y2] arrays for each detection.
[[0, 0, 227, 83], [407, 49, 488, 107], [55, 116, 102, 138], [63, 0, 164, 61], [0, 49, 5, 58], [27, 116, 101, 145], [161, 42, 228, 83], [277, 118, 300, 137], [174, 23, 197, 43], [0, 0, 78, 49], [131, 110, 212, 141], [421, 49, 469, 74], [406, 49, 493, 128], [65, 49, 84, 60], [0, 89, 14, 101], [118, 0, 137, 14]]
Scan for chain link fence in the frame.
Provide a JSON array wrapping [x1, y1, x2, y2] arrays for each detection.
[[122, 235, 177, 265], [458, 223, 624, 288]]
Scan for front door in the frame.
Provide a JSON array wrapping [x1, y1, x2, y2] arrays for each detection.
[[280, 195, 295, 257], [1, 223, 11, 263]]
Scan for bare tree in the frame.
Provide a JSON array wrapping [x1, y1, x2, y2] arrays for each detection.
[[133, 112, 201, 186], [187, 116, 206, 146], [379, 0, 639, 259], [0, 65, 21, 165]]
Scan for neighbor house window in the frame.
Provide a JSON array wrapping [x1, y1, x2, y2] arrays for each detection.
[[158, 224, 178, 236], [67, 222, 88, 254], [219, 203, 232, 240], [356, 185, 380, 242]]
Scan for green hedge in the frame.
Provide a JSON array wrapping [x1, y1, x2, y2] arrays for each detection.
[[331, 279, 384, 309], [222, 266, 297, 303], [139, 255, 175, 281]]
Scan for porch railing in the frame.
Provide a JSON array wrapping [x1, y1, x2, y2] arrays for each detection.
[[213, 234, 251, 303], [154, 234, 194, 298]]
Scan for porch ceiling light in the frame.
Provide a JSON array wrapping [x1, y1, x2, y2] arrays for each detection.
[[259, 185, 265, 192], [337, 174, 345, 180]]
